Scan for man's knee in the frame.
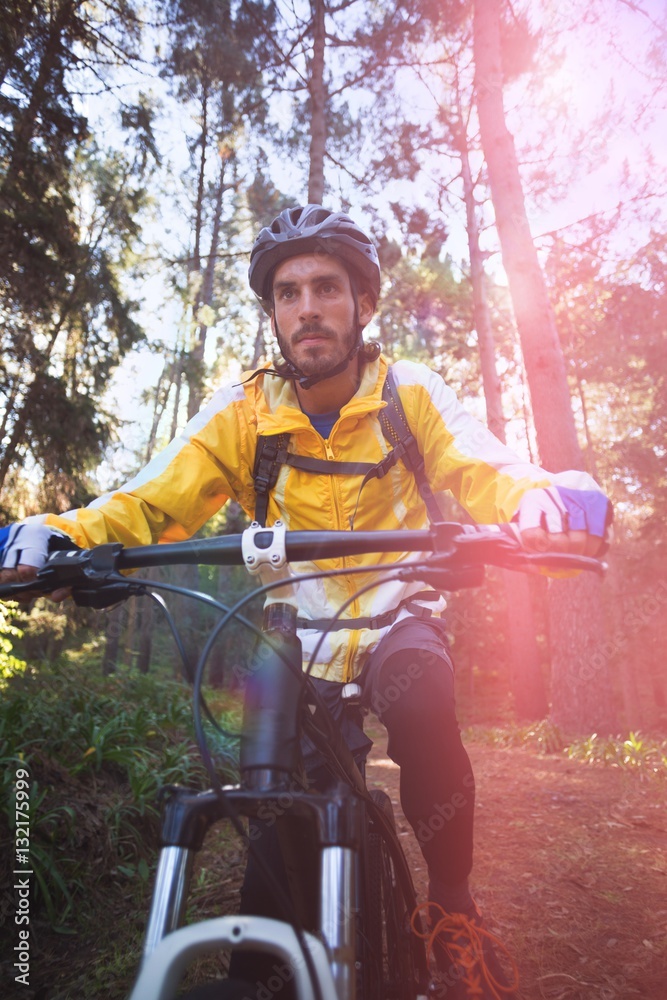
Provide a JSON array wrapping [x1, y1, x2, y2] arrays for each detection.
[[370, 649, 455, 720]]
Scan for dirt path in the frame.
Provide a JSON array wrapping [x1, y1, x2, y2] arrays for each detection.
[[17, 731, 666, 1000], [366, 731, 667, 1000]]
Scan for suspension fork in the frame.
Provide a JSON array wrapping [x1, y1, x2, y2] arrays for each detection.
[[142, 783, 364, 999], [142, 786, 228, 963]]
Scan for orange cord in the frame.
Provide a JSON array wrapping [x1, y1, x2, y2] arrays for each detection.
[[411, 902, 520, 999]]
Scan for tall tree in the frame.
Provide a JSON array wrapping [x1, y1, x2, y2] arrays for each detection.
[[160, 0, 275, 420], [0, 0, 154, 510], [0, 135, 155, 507], [370, 11, 549, 720], [472, 0, 616, 733], [307, 0, 327, 202], [265, 1, 465, 207], [453, 98, 547, 720]]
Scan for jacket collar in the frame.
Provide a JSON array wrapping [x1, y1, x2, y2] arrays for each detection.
[[245, 355, 389, 436]]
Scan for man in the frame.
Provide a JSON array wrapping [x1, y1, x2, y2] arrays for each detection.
[[0, 205, 610, 998]]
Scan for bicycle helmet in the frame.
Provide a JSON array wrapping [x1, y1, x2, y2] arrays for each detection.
[[249, 204, 381, 315]]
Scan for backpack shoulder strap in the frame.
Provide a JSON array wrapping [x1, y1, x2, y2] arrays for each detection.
[[253, 433, 379, 525], [252, 432, 290, 526], [378, 367, 445, 526]]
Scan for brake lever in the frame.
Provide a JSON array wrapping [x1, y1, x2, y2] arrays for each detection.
[[14, 543, 144, 607], [71, 582, 145, 608], [519, 551, 607, 576], [451, 539, 607, 577], [399, 531, 606, 587]]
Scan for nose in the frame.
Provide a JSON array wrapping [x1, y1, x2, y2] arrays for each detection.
[[298, 287, 321, 322]]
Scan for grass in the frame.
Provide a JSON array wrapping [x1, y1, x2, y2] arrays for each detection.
[[467, 719, 667, 777], [0, 655, 240, 931], [2, 641, 664, 998], [0, 652, 247, 999], [566, 730, 667, 775], [466, 718, 569, 753]]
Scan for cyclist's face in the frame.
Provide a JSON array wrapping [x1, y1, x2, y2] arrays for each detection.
[[271, 254, 372, 376]]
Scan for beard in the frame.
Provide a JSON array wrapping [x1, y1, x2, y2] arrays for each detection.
[[279, 321, 358, 377]]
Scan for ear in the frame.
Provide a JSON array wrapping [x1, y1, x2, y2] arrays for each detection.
[[357, 290, 374, 327], [270, 311, 277, 337]]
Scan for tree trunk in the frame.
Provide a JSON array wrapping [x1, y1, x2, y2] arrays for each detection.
[[177, 563, 201, 680], [170, 356, 184, 440], [124, 596, 138, 668], [251, 305, 267, 367], [185, 84, 209, 422], [192, 83, 208, 275], [472, 0, 617, 734], [455, 88, 546, 720], [505, 575, 548, 719], [187, 159, 228, 420], [307, 0, 327, 203], [0, 0, 76, 199], [137, 597, 153, 674], [145, 360, 172, 464], [102, 605, 124, 675], [455, 90, 504, 440], [473, 0, 580, 473]]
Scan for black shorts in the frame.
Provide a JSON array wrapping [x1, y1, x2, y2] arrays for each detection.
[[304, 616, 453, 772]]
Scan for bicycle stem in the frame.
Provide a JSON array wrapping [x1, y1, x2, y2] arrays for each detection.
[[240, 605, 304, 790]]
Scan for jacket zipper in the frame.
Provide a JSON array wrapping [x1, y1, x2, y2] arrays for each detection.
[[324, 436, 360, 682]]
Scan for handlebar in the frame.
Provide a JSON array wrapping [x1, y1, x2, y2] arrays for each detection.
[[0, 522, 606, 605]]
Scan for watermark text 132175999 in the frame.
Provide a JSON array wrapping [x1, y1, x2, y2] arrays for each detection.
[[14, 766, 32, 987]]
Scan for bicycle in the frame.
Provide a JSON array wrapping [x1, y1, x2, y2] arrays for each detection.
[[1, 520, 605, 1000]]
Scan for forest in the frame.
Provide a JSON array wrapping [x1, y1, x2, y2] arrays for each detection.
[[1, 1, 666, 998]]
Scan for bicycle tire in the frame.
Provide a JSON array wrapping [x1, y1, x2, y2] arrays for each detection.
[[362, 788, 422, 1000]]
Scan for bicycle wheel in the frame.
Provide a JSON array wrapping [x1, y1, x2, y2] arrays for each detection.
[[180, 980, 256, 999], [362, 788, 422, 1000]]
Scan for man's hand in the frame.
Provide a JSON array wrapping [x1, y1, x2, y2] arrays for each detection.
[[0, 523, 73, 602], [514, 486, 612, 557]]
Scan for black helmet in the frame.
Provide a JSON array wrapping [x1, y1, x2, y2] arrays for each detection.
[[249, 204, 381, 313]]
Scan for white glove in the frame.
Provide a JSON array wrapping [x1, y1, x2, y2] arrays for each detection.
[[0, 522, 67, 570], [515, 485, 612, 538]]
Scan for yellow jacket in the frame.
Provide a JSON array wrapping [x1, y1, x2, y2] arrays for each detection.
[[36, 355, 597, 681]]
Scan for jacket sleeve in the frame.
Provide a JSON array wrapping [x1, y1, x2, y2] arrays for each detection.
[[392, 360, 600, 524], [38, 382, 253, 549]]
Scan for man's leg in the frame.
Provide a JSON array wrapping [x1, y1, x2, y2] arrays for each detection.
[[363, 619, 517, 997], [367, 642, 476, 913]]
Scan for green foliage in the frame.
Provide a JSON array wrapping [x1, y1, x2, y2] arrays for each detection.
[[548, 228, 667, 529], [0, 1, 157, 508], [157, 0, 280, 415], [377, 250, 475, 371], [0, 658, 232, 928], [0, 602, 26, 682], [471, 723, 667, 777], [566, 731, 667, 776], [469, 718, 567, 754]]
